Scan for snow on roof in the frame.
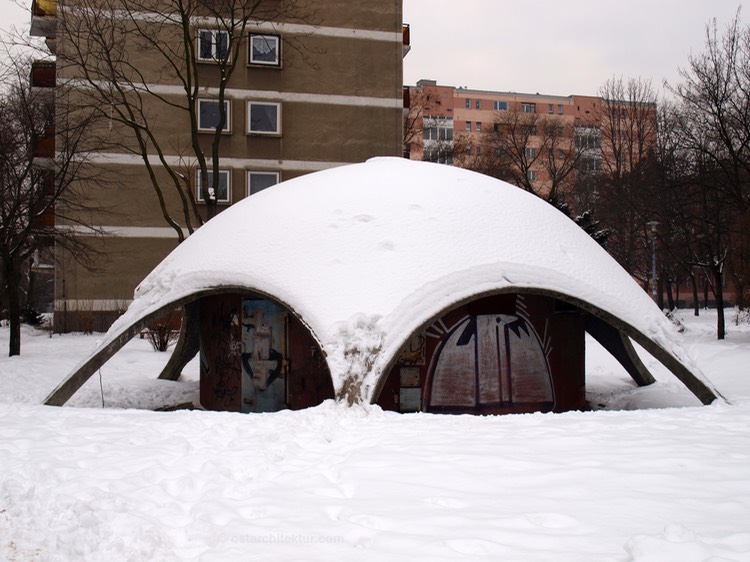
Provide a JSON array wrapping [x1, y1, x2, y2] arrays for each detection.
[[55, 157, 721, 404]]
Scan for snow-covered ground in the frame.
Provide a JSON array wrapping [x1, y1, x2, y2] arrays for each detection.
[[0, 309, 749, 561]]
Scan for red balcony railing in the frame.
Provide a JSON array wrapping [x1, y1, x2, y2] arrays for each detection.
[[32, 127, 55, 160], [30, 61, 55, 89]]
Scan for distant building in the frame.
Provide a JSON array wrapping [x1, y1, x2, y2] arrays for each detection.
[[403, 79, 655, 199]]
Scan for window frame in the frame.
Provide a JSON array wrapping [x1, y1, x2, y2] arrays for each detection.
[[197, 169, 231, 204], [197, 29, 230, 63], [247, 170, 280, 196], [248, 33, 281, 67], [247, 101, 282, 135], [197, 98, 232, 133]]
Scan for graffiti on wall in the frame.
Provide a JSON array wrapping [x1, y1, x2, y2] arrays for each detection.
[[428, 313, 553, 409], [241, 298, 286, 412]]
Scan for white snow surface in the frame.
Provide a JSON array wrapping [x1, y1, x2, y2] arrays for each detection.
[[0, 310, 749, 561], [72, 157, 715, 401]]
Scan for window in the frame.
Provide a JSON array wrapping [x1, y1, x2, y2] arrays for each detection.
[[475, 99, 481, 110], [548, 104, 554, 114], [579, 157, 601, 174], [465, 121, 471, 132], [494, 100, 508, 111], [198, 29, 229, 62], [422, 116, 454, 142], [525, 147, 537, 159], [465, 99, 471, 109], [197, 169, 230, 203], [249, 33, 280, 66], [197, 99, 231, 132], [575, 125, 602, 150], [527, 170, 537, 182], [247, 101, 281, 134], [557, 104, 563, 115], [476, 145, 481, 156], [521, 103, 536, 113], [475, 122, 481, 132], [247, 171, 280, 196]]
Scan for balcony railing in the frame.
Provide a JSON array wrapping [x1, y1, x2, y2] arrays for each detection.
[[30, 61, 55, 89], [32, 126, 55, 165], [32, 0, 56, 17], [30, 0, 57, 38], [402, 24, 411, 57]]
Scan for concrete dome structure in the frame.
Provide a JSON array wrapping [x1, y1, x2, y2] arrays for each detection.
[[46, 158, 723, 409]]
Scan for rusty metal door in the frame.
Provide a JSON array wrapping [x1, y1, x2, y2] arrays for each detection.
[[240, 298, 288, 412]]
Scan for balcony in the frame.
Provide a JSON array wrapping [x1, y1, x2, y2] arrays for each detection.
[[30, 0, 57, 38], [32, 126, 55, 168], [403, 86, 411, 109], [30, 61, 55, 89], [31, 206, 56, 230], [403, 24, 411, 57], [31, 171, 56, 232]]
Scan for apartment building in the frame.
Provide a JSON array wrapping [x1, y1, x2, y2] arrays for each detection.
[[404, 79, 634, 197], [30, 0, 407, 331]]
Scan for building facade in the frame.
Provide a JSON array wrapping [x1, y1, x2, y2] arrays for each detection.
[[30, 0, 407, 331], [404, 80, 656, 197]]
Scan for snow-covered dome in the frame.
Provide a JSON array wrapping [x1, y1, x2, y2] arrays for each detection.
[[47, 158, 722, 406]]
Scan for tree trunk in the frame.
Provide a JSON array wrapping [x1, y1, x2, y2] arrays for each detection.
[[713, 267, 726, 340], [3, 258, 22, 356], [657, 276, 665, 310], [734, 280, 746, 310], [704, 278, 709, 309], [666, 279, 675, 311], [690, 273, 700, 316]]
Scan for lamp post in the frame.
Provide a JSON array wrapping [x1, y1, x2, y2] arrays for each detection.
[[647, 221, 659, 303]]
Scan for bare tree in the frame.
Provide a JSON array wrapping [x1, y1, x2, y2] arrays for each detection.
[[665, 11, 750, 338], [670, 10, 750, 211], [472, 109, 588, 203], [57, 0, 315, 239], [592, 77, 659, 286], [0, 57, 104, 355]]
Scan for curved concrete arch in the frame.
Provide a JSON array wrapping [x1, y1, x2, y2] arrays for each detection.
[[371, 286, 725, 408], [43, 285, 329, 406]]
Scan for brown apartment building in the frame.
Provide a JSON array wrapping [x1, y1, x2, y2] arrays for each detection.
[[30, 0, 407, 331]]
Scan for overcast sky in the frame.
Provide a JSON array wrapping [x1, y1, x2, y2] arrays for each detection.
[[404, 0, 744, 97], [2, 1, 744, 98]]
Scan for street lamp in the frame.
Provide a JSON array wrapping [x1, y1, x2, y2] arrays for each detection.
[[647, 221, 659, 303]]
